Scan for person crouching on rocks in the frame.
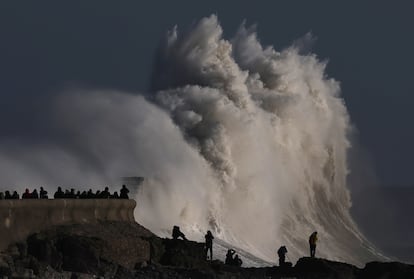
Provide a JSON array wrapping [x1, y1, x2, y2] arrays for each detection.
[[225, 249, 235, 265], [225, 249, 242, 266], [233, 254, 242, 267], [205, 230, 214, 261], [172, 225, 187, 240]]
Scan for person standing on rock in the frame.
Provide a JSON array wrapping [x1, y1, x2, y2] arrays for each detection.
[[309, 231, 318, 258], [205, 230, 214, 261], [277, 246, 288, 266]]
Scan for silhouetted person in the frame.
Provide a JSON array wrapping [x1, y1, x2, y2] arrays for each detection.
[[205, 230, 214, 261], [76, 190, 81, 199], [4, 191, 12, 199], [111, 191, 119, 199], [234, 254, 242, 267], [225, 249, 235, 265], [277, 246, 288, 267], [80, 191, 87, 199], [172, 225, 187, 240], [309, 231, 318, 258], [87, 189, 94, 199], [64, 189, 70, 198], [0, 192, 4, 200], [22, 189, 31, 199], [11, 191, 19, 199], [39, 187, 48, 199], [120, 185, 129, 199], [31, 189, 39, 199], [54, 187, 64, 199], [101, 187, 110, 199], [69, 188, 76, 199]]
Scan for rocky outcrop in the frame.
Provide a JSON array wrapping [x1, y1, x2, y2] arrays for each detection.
[[291, 257, 414, 279], [156, 238, 206, 268], [0, 221, 152, 278], [0, 221, 413, 278], [358, 261, 414, 279], [0, 199, 136, 251], [294, 257, 358, 279]]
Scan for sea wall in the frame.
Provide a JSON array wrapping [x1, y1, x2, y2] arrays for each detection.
[[0, 199, 136, 251]]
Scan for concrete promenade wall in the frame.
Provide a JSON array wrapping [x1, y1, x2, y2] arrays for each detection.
[[0, 199, 136, 251]]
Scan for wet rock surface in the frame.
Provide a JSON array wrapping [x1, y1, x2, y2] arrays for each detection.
[[0, 221, 413, 278]]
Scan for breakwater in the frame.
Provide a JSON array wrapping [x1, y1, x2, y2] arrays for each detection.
[[0, 199, 136, 250]]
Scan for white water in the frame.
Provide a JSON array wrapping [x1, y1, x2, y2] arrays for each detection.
[[139, 15, 384, 266], [0, 15, 384, 266]]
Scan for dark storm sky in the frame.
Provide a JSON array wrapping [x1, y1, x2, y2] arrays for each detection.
[[1, 1, 413, 186]]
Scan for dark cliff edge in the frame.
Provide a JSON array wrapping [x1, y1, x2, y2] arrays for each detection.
[[0, 221, 413, 279]]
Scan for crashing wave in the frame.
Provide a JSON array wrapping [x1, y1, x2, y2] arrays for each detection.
[[142, 15, 383, 265]]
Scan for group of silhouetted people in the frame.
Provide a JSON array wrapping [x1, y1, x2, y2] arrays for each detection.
[[0, 191, 20, 200], [277, 231, 318, 268], [21, 187, 48, 199], [170, 225, 243, 266], [225, 249, 243, 267], [0, 185, 130, 200], [53, 185, 129, 199], [0, 188, 47, 200], [170, 225, 319, 268]]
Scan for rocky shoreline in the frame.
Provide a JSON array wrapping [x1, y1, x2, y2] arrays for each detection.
[[0, 221, 413, 278]]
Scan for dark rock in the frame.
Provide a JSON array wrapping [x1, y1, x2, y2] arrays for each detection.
[[358, 261, 414, 279], [6, 244, 21, 258], [16, 241, 28, 258], [159, 238, 207, 268], [0, 254, 12, 277], [42, 268, 85, 279], [113, 265, 137, 279], [58, 235, 102, 274], [146, 236, 165, 264], [25, 220, 153, 275], [294, 257, 358, 279], [2, 220, 414, 279], [14, 254, 42, 275], [27, 232, 64, 271]]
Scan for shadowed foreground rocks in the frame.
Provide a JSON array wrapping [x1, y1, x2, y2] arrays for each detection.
[[0, 221, 413, 278]]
